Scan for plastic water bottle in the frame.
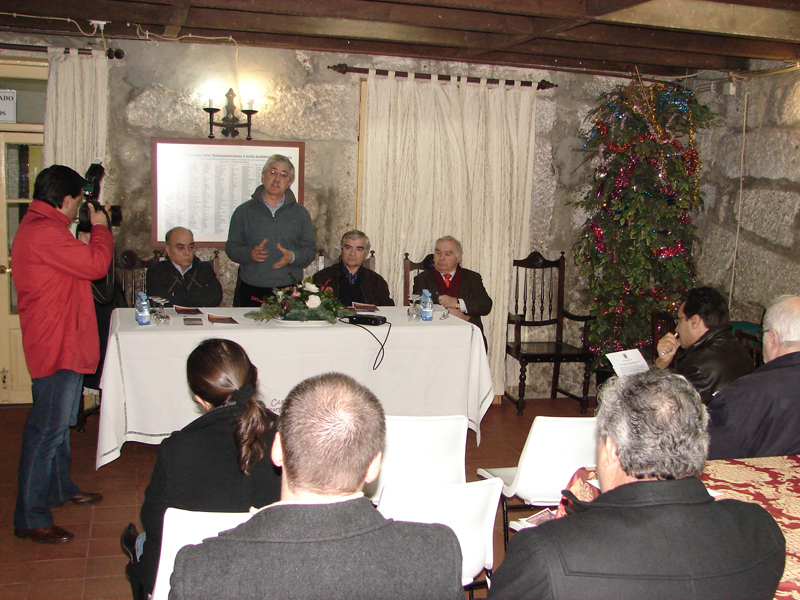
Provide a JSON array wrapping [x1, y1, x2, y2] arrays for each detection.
[[135, 292, 151, 326], [420, 289, 434, 321]]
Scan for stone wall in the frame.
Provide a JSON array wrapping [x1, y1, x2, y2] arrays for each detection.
[[693, 70, 800, 323]]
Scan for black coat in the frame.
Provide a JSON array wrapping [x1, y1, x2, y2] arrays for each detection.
[[708, 351, 800, 459], [131, 404, 281, 593], [672, 325, 754, 404], [412, 267, 492, 332], [313, 262, 394, 306], [489, 478, 785, 600], [145, 256, 223, 307]]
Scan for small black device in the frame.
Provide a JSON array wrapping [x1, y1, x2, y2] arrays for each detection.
[[76, 160, 123, 233], [345, 315, 387, 326]]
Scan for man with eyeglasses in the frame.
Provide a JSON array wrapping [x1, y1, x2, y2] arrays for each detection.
[[654, 286, 754, 404], [708, 295, 800, 459]]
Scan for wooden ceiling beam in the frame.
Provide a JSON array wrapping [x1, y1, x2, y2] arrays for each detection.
[[183, 0, 542, 35], [560, 23, 800, 61], [506, 38, 749, 70], [185, 8, 506, 49]]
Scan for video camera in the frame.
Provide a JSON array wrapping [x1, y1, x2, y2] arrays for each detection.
[[76, 160, 122, 233]]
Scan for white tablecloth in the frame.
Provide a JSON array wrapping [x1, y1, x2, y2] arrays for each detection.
[[96, 306, 493, 467]]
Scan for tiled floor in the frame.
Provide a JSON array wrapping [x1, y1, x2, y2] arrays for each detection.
[[0, 395, 588, 600]]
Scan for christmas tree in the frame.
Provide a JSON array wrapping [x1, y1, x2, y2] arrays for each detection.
[[572, 80, 714, 359]]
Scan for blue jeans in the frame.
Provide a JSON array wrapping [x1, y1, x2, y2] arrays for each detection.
[[14, 369, 83, 529]]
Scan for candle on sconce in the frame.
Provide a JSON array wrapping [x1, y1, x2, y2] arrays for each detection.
[[246, 99, 254, 110], [207, 99, 214, 109]]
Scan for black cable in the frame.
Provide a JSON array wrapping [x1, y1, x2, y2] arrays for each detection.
[[339, 318, 392, 370]]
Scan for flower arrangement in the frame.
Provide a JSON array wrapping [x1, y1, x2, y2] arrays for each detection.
[[244, 277, 354, 324]]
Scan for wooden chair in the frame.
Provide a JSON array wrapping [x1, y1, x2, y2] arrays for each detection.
[[734, 328, 763, 368], [117, 249, 163, 307], [504, 251, 593, 415], [651, 310, 676, 360], [402, 252, 433, 306]]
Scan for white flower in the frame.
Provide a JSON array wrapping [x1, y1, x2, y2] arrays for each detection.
[[275, 289, 285, 298], [304, 282, 319, 293], [306, 295, 321, 309]]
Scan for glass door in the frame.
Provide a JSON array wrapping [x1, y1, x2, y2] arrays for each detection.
[[0, 132, 43, 403]]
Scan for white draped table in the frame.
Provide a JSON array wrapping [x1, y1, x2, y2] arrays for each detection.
[[96, 306, 494, 468]]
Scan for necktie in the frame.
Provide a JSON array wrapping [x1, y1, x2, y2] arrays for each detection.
[[443, 273, 451, 288]]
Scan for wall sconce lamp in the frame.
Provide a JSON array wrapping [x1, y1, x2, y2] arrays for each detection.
[[202, 88, 258, 140]]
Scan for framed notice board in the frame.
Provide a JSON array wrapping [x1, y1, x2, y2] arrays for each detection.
[[151, 138, 305, 247]]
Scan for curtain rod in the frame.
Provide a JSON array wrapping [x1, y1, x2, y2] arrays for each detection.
[[0, 42, 93, 55], [328, 63, 557, 90]]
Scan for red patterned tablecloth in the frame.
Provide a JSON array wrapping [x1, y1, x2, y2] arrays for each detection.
[[554, 457, 799, 599], [702, 455, 800, 600]]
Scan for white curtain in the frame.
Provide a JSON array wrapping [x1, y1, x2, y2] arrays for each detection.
[[361, 71, 536, 395], [43, 48, 109, 171]]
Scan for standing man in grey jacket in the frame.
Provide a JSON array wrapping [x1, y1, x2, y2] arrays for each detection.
[[226, 154, 316, 306]]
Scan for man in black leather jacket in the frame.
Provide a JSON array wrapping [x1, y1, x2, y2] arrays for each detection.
[[655, 287, 754, 404]]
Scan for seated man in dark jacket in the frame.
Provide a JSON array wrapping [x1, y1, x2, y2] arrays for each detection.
[[146, 227, 223, 307], [412, 235, 492, 333], [708, 294, 800, 459], [312, 230, 394, 306], [655, 286, 753, 404], [169, 373, 463, 600], [489, 370, 785, 600]]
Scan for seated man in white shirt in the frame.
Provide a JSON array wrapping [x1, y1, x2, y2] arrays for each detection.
[[146, 226, 222, 307]]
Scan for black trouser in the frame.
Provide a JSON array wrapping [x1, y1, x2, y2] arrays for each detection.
[[235, 279, 274, 307]]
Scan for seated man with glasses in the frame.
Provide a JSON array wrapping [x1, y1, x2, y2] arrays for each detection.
[[708, 295, 800, 459], [654, 286, 753, 404]]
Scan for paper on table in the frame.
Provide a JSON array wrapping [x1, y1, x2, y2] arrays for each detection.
[[606, 349, 650, 377], [352, 302, 379, 312], [207, 314, 238, 324], [174, 306, 203, 315]]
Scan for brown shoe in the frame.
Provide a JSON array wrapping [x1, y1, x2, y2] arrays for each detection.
[[63, 491, 103, 505], [14, 524, 74, 544]]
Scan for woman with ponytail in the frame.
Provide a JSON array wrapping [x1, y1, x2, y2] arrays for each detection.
[[123, 339, 281, 599]]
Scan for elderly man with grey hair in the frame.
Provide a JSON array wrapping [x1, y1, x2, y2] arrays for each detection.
[[412, 235, 492, 334], [226, 154, 316, 306], [708, 295, 800, 459], [312, 230, 394, 306], [488, 370, 785, 600]]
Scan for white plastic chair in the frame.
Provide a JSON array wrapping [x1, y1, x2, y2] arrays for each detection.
[[363, 414, 468, 501], [377, 477, 503, 595], [151, 508, 253, 600], [477, 416, 597, 548]]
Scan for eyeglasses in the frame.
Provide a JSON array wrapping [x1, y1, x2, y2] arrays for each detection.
[[757, 329, 770, 342]]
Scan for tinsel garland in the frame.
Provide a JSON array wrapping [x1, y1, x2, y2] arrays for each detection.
[[572, 80, 714, 361]]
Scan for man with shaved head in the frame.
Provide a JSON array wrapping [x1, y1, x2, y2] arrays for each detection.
[[146, 226, 222, 307], [169, 373, 463, 600]]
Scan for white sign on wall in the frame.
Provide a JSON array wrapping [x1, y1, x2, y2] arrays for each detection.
[[0, 89, 16, 124]]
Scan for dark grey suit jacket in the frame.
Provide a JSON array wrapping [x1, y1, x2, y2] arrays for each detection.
[[488, 478, 785, 600], [169, 496, 464, 600], [413, 267, 492, 332]]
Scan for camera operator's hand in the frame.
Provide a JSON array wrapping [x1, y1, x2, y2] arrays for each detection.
[[89, 202, 111, 228]]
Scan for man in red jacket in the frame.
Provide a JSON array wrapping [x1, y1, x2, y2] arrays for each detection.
[[11, 165, 113, 544]]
